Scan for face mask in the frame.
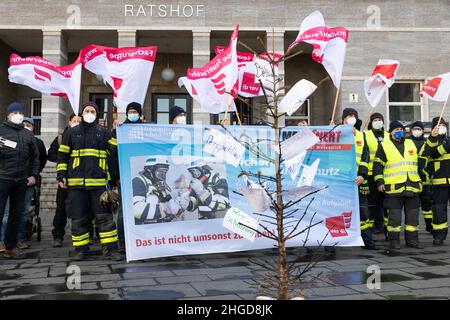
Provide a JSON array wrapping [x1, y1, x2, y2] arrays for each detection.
[[128, 114, 140, 122], [346, 117, 357, 126], [393, 130, 404, 140], [372, 120, 383, 130], [83, 113, 96, 124], [10, 114, 24, 125], [412, 129, 423, 138], [439, 126, 447, 135], [175, 116, 186, 125]]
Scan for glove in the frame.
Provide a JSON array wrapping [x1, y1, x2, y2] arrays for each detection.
[[191, 179, 210, 202]]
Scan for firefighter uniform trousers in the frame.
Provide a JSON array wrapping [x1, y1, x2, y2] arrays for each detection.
[[359, 181, 373, 243], [431, 187, 450, 240], [384, 196, 420, 242], [69, 189, 118, 249], [421, 185, 433, 231]]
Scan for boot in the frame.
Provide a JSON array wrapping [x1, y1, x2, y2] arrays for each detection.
[[405, 241, 423, 249], [433, 239, 444, 246], [103, 243, 124, 261], [364, 240, 378, 250], [72, 246, 90, 261], [389, 240, 401, 249]]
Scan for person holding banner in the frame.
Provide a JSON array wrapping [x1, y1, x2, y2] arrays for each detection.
[[408, 121, 433, 233], [373, 120, 426, 249], [342, 108, 377, 250], [57, 102, 123, 261], [169, 106, 187, 125], [420, 117, 450, 245], [365, 113, 390, 235]]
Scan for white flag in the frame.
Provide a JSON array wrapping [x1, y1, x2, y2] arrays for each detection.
[[8, 54, 82, 114], [420, 73, 450, 102], [179, 25, 239, 114], [81, 45, 157, 111], [364, 59, 400, 107], [288, 10, 349, 88], [279, 79, 317, 116]]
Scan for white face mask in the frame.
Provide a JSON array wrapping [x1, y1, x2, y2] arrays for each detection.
[[439, 126, 447, 135], [175, 115, 186, 125], [372, 120, 383, 130], [346, 116, 357, 126], [412, 129, 423, 138], [83, 113, 96, 124], [10, 114, 24, 125]]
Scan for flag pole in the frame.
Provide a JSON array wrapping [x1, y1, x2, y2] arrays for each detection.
[[235, 107, 242, 125], [330, 87, 340, 124], [221, 94, 233, 125], [362, 108, 374, 131], [437, 96, 449, 128]]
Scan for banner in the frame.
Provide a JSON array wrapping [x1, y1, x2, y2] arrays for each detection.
[[8, 54, 82, 114], [117, 124, 363, 261], [178, 25, 239, 114], [364, 59, 400, 108], [80, 45, 157, 111], [288, 10, 349, 88]]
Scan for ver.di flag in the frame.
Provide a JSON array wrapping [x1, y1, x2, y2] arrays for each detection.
[[288, 10, 349, 88], [80, 45, 157, 111], [364, 59, 400, 107], [8, 54, 82, 114], [420, 72, 450, 102], [178, 25, 239, 114]]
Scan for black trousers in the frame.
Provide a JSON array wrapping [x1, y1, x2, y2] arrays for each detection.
[[359, 192, 373, 244], [383, 196, 420, 242], [431, 187, 450, 240], [52, 187, 67, 240], [0, 178, 27, 250], [67, 188, 118, 249], [420, 185, 433, 229], [368, 176, 385, 231]]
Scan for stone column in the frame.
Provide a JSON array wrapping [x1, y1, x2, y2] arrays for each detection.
[[266, 29, 285, 126], [41, 28, 68, 147], [192, 29, 211, 124], [117, 30, 137, 122]]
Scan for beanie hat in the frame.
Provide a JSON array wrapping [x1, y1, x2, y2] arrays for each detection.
[[126, 102, 142, 117], [370, 112, 384, 123], [432, 116, 447, 129], [23, 117, 34, 126], [389, 120, 405, 133], [410, 120, 424, 130], [341, 108, 358, 120], [79, 101, 99, 116], [6, 102, 23, 115], [169, 106, 185, 124]]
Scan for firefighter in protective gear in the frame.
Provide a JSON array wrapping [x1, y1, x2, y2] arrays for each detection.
[[132, 157, 196, 224], [187, 161, 230, 219], [408, 120, 433, 233], [419, 117, 450, 245], [57, 102, 122, 261], [342, 108, 377, 250], [373, 120, 426, 249], [365, 113, 390, 234]]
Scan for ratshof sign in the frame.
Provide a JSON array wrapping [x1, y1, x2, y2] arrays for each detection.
[[124, 4, 205, 17]]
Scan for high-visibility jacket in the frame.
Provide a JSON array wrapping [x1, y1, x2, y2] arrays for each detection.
[[419, 135, 450, 186], [365, 129, 390, 176], [373, 138, 422, 195], [57, 122, 114, 189]]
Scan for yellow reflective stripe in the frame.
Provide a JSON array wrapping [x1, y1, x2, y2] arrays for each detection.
[[367, 219, 374, 228], [85, 178, 107, 186], [427, 139, 439, 147], [100, 236, 118, 244], [432, 177, 448, 185], [405, 225, 418, 232], [70, 149, 107, 158], [374, 175, 384, 181], [109, 138, 117, 146], [73, 239, 90, 247], [72, 157, 80, 169], [360, 220, 371, 230], [67, 178, 84, 186], [387, 226, 402, 232], [359, 161, 368, 168], [383, 217, 389, 226], [432, 222, 449, 230], [99, 230, 118, 238], [72, 233, 90, 241], [58, 144, 70, 153], [437, 145, 446, 155], [423, 211, 433, 219], [437, 154, 450, 161], [56, 163, 67, 171]]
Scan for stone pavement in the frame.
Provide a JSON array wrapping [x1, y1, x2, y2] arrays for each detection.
[[1, 211, 450, 300]]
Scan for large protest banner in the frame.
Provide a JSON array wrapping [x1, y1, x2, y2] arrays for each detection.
[[117, 124, 363, 261]]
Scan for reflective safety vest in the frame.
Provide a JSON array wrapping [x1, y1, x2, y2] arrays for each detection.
[[365, 130, 389, 176], [355, 130, 364, 166], [379, 139, 422, 195]]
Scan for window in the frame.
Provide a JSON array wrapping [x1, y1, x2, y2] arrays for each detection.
[[90, 93, 115, 129], [388, 82, 422, 125], [285, 99, 310, 126], [152, 94, 192, 124], [31, 98, 41, 136]]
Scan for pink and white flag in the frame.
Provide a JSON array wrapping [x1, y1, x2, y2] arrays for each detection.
[[420, 73, 450, 102], [80, 45, 157, 111], [8, 54, 82, 114], [288, 10, 349, 88], [364, 59, 400, 107], [215, 46, 281, 98], [179, 25, 239, 114]]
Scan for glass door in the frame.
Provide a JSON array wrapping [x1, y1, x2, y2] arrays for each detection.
[[152, 94, 192, 124]]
